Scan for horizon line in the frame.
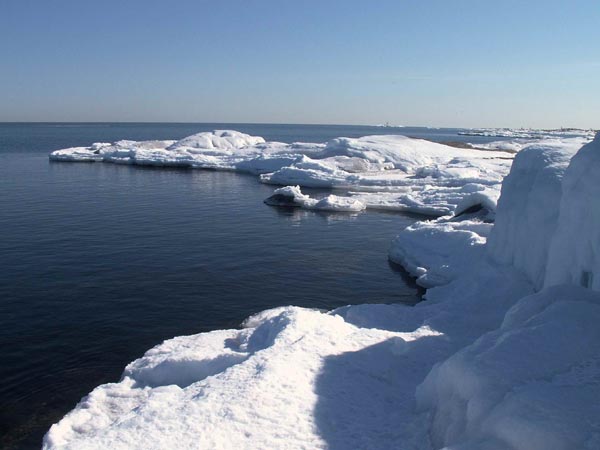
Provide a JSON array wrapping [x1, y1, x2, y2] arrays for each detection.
[[0, 121, 596, 131]]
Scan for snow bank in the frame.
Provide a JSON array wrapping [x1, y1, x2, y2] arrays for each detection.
[[43, 306, 443, 450], [44, 213, 534, 450], [418, 285, 600, 450], [545, 134, 600, 289], [486, 140, 581, 289], [44, 258, 534, 450], [389, 220, 491, 288], [413, 133, 600, 450], [487, 134, 600, 291]]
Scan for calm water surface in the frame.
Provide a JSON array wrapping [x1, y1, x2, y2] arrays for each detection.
[[0, 123, 500, 448]]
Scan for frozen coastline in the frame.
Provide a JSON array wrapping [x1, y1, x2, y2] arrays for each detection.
[[49, 130, 519, 217], [45, 130, 600, 449]]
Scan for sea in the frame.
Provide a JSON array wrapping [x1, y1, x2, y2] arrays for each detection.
[[0, 123, 506, 448]]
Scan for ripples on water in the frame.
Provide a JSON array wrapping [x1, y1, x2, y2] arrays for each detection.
[[0, 123, 492, 448]]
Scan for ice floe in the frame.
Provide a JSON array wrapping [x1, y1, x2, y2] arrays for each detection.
[[265, 185, 366, 212]]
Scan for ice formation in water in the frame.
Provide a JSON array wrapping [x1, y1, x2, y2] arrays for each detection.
[[50, 130, 529, 217], [45, 130, 600, 450], [264, 185, 366, 212]]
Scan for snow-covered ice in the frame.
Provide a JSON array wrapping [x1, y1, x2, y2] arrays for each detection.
[[50, 129, 594, 219], [50, 130, 523, 217], [45, 130, 600, 449], [459, 127, 595, 140], [389, 219, 491, 289], [265, 185, 367, 212]]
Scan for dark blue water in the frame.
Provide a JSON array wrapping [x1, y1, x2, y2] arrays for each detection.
[[0, 123, 496, 449]]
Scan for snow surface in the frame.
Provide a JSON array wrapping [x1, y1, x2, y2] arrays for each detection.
[[45, 130, 600, 449]]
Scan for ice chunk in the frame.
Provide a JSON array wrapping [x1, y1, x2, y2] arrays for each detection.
[[389, 219, 490, 288], [49, 143, 111, 162], [264, 185, 366, 212]]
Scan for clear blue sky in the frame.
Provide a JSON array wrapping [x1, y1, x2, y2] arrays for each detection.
[[1, 0, 598, 127]]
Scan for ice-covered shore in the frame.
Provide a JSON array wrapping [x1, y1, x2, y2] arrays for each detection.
[[45, 131, 600, 449], [50, 130, 539, 218]]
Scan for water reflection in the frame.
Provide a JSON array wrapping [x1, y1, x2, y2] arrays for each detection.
[[267, 204, 361, 224], [387, 260, 426, 300]]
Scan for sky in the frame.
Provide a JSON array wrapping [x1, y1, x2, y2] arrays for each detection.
[[1, 0, 599, 128]]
